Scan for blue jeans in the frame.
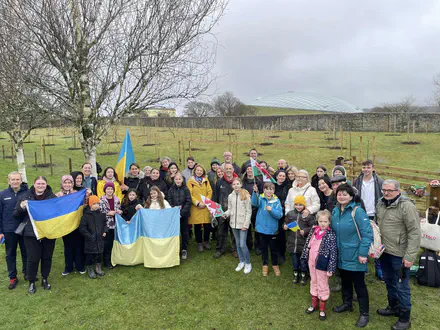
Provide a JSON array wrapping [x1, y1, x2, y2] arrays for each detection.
[[380, 253, 411, 310], [291, 253, 307, 272], [232, 228, 250, 264]]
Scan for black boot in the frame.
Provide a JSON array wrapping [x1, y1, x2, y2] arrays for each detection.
[[300, 272, 308, 285], [28, 282, 36, 294], [41, 278, 51, 290], [95, 263, 105, 276], [292, 271, 300, 284], [391, 309, 411, 330], [356, 292, 369, 327], [88, 265, 97, 279], [377, 296, 400, 317], [355, 315, 369, 328]]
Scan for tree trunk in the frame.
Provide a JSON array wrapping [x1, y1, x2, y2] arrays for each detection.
[[82, 142, 98, 178], [15, 140, 27, 183]]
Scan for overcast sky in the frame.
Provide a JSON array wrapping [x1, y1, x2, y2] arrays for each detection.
[[210, 0, 440, 109]]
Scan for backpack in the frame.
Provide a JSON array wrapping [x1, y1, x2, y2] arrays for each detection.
[[351, 206, 385, 259], [416, 249, 440, 287]]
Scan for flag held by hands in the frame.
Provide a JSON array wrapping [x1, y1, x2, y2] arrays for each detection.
[[250, 158, 276, 183], [287, 221, 300, 232], [201, 195, 224, 217]]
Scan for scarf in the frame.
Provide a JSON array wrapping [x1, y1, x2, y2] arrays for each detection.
[[313, 226, 328, 240], [383, 193, 401, 207], [103, 176, 115, 183], [194, 176, 204, 184]]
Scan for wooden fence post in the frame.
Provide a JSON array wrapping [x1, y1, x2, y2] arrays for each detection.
[[49, 155, 53, 176], [189, 141, 192, 156], [339, 128, 343, 152], [359, 136, 363, 161], [372, 136, 376, 165], [178, 140, 182, 166], [34, 152, 38, 170], [68, 158, 72, 174], [2, 145, 4, 159]]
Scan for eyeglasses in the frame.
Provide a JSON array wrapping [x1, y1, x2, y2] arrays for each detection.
[[382, 189, 398, 193]]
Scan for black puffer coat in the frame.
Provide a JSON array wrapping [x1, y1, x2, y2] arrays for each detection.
[[138, 178, 168, 202], [167, 184, 192, 217], [79, 207, 108, 254], [121, 198, 142, 221], [13, 186, 56, 237]]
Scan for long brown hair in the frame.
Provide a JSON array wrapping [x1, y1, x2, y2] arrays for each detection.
[[144, 186, 165, 209]]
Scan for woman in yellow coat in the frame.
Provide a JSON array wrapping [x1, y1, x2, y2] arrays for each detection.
[[97, 167, 123, 201], [187, 164, 212, 252]]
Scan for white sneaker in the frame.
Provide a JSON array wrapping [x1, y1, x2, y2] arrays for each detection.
[[235, 262, 245, 272], [244, 263, 252, 274]]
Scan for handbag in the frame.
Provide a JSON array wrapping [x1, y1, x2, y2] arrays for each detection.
[[420, 209, 440, 252], [15, 221, 28, 235]]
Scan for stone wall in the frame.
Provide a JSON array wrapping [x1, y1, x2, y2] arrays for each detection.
[[119, 113, 440, 132]]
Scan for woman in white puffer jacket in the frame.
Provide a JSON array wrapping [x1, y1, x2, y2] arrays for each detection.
[[285, 169, 320, 216]]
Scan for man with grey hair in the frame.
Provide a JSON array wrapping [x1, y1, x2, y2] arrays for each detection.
[[376, 179, 420, 330], [222, 151, 240, 176], [0, 172, 29, 289]]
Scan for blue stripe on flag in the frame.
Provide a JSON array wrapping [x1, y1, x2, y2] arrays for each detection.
[[27, 189, 86, 221]]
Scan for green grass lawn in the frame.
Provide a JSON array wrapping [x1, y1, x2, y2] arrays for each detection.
[[1, 126, 440, 329]]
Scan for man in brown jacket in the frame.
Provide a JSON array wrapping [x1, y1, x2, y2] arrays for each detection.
[[375, 179, 420, 330]]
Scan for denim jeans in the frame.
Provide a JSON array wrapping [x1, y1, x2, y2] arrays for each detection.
[[380, 252, 411, 310], [232, 228, 250, 264], [4, 232, 27, 279]]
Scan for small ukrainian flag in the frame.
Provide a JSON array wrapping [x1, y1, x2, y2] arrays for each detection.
[[287, 221, 300, 232], [115, 129, 135, 182], [27, 189, 86, 240]]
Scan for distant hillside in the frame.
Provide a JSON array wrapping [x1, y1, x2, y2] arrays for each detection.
[[254, 106, 326, 116]]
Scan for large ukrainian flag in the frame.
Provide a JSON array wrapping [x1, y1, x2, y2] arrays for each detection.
[[27, 189, 86, 240], [115, 129, 135, 183], [112, 208, 180, 268]]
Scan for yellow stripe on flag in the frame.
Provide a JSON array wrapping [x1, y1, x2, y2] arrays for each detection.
[[115, 154, 126, 185], [34, 206, 84, 239]]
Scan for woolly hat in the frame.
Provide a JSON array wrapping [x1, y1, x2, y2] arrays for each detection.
[[61, 175, 74, 185], [88, 195, 100, 208], [294, 195, 307, 207], [332, 165, 346, 177], [210, 158, 221, 166], [103, 181, 115, 193]]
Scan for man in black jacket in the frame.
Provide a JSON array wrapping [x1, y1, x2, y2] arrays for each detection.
[[213, 164, 237, 258], [0, 172, 28, 290]]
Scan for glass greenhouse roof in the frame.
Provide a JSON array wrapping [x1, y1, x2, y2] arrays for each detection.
[[248, 91, 362, 113]]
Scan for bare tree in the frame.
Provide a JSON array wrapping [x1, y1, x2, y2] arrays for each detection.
[[3, 0, 227, 176], [371, 96, 421, 113], [183, 101, 214, 117], [432, 73, 440, 107], [0, 7, 52, 182], [213, 91, 257, 116]]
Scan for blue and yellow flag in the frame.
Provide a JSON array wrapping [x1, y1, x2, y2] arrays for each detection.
[[115, 129, 135, 182], [287, 221, 300, 232], [27, 189, 86, 240], [112, 208, 180, 268]]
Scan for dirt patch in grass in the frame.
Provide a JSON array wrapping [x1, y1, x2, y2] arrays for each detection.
[[325, 138, 336, 141], [185, 148, 206, 151], [43, 144, 56, 146], [260, 142, 273, 146], [32, 163, 56, 168], [24, 141, 35, 144], [385, 134, 401, 136], [99, 152, 118, 156], [110, 141, 121, 144], [268, 135, 280, 138], [67, 147, 82, 150], [319, 146, 347, 150], [145, 158, 160, 162], [401, 141, 420, 145], [4, 156, 15, 159], [143, 143, 156, 146]]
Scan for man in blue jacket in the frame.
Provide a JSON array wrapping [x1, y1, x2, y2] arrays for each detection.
[[0, 172, 29, 289]]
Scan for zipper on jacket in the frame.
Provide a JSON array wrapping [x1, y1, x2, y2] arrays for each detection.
[[234, 193, 238, 228]]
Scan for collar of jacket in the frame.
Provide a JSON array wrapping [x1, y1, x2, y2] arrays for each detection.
[[378, 194, 405, 208], [222, 172, 238, 183], [259, 193, 278, 202], [8, 183, 28, 194], [292, 181, 311, 190]]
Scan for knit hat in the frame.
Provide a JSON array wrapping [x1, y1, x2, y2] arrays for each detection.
[[332, 165, 346, 177], [103, 181, 115, 193], [61, 175, 74, 185], [88, 195, 100, 207], [210, 158, 221, 166], [294, 195, 307, 207]]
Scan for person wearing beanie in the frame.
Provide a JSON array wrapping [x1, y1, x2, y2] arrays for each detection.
[[79, 195, 108, 279], [208, 157, 221, 189], [332, 165, 351, 185], [100, 180, 122, 269], [284, 195, 315, 285], [56, 175, 86, 276]]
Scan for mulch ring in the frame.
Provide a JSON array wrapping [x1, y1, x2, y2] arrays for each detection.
[[143, 143, 156, 146], [145, 158, 160, 162], [325, 138, 337, 140], [67, 147, 82, 150], [185, 148, 206, 151], [110, 141, 121, 144], [401, 141, 420, 145], [43, 144, 56, 146], [268, 136, 280, 138], [32, 163, 56, 168], [385, 134, 401, 136], [260, 142, 273, 146], [99, 152, 118, 156], [4, 156, 16, 159], [24, 141, 35, 144], [319, 146, 347, 150]]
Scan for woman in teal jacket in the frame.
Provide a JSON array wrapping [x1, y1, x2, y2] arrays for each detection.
[[331, 184, 373, 328], [252, 182, 283, 277]]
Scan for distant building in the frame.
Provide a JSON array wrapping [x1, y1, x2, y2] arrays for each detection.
[[137, 107, 176, 117], [248, 91, 362, 113]]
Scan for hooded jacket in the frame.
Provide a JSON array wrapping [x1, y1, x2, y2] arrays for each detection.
[[13, 185, 56, 237], [285, 182, 320, 215], [167, 183, 192, 217], [376, 195, 421, 263], [124, 171, 145, 193], [251, 192, 283, 235], [353, 172, 384, 209], [224, 191, 252, 229], [138, 177, 168, 202], [79, 207, 108, 254], [121, 198, 142, 221], [0, 183, 29, 234], [285, 209, 315, 254]]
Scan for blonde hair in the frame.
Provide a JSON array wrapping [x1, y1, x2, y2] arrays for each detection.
[[316, 209, 331, 222], [232, 178, 250, 201]]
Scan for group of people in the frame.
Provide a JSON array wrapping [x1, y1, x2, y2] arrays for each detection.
[[0, 149, 421, 330]]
